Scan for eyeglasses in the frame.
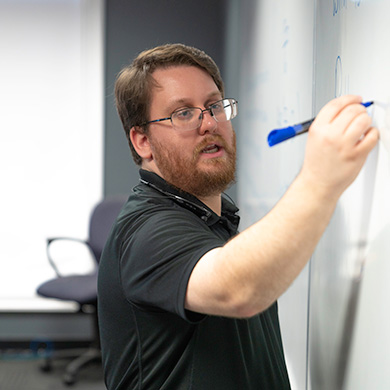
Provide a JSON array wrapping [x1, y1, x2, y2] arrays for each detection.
[[141, 98, 238, 131]]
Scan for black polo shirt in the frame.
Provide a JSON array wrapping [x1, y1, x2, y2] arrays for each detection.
[[98, 169, 291, 390]]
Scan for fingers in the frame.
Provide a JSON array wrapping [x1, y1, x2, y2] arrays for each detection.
[[331, 102, 367, 132], [315, 95, 363, 125], [314, 95, 376, 147], [342, 110, 373, 144], [356, 126, 380, 155], [302, 95, 379, 198]]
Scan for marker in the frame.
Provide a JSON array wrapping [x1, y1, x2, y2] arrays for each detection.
[[267, 101, 374, 147]]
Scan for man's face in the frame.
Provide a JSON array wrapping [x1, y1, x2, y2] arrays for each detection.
[[145, 65, 236, 198]]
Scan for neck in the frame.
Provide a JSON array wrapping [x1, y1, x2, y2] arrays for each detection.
[[198, 194, 222, 216], [141, 164, 223, 215]]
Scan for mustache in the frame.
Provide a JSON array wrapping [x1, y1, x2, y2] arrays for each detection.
[[193, 135, 230, 156]]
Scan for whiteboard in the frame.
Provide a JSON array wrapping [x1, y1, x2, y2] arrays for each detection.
[[309, 1, 390, 389], [237, 1, 314, 388]]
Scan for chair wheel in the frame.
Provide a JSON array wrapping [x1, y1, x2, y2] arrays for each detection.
[[40, 360, 52, 372], [63, 373, 76, 386]]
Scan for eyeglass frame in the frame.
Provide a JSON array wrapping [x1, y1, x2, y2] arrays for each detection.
[[138, 98, 238, 131]]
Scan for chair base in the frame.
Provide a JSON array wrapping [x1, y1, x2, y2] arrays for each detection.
[[40, 346, 101, 386]]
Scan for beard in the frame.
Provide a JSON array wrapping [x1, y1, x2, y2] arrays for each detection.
[[149, 131, 236, 198]]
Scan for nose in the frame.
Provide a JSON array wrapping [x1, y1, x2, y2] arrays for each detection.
[[198, 108, 217, 134]]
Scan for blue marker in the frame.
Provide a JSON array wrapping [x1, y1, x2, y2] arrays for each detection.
[[267, 101, 374, 147]]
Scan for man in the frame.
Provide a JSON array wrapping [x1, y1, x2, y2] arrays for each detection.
[[98, 43, 378, 389]]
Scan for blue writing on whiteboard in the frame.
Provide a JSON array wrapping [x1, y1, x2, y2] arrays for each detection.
[[335, 56, 343, 97], [333, 0, 347, 16]]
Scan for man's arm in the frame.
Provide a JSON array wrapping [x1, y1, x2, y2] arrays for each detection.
[[185, 95, 379, 318]]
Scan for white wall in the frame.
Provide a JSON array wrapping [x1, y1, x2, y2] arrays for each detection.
[[0, 0, 104, 310]]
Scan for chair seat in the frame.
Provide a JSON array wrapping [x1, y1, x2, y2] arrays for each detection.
[[37, 272, 98, 305], [35, 196, 127, 385]]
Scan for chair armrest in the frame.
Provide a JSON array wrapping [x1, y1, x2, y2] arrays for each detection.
[[46, 237, 96, 277]]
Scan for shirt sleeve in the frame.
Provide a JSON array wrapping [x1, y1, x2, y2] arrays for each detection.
[[118, 206, 224, 322]]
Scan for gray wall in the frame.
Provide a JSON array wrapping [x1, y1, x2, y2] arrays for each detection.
[[104, 0, 233, 198], [0, 1, 239, 345], [0, 1, 240, 346]]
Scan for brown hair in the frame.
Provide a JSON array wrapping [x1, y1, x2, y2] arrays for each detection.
[[114, 43, 225, 165]]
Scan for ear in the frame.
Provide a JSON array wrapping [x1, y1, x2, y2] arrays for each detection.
[[130, 127, 152, 160]]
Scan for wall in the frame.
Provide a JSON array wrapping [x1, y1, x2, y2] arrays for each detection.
[[0, 0, 231, 342], [0, 0, 104, 309], [103, 0, 234, 199]]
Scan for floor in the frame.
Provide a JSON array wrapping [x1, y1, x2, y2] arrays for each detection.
[[0, 349, 106, 390]]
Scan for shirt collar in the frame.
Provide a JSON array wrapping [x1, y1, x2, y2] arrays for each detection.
[[138, 169, 240, 232]]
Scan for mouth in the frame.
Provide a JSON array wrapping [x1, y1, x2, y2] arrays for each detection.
[[201, 143, 221, 154]]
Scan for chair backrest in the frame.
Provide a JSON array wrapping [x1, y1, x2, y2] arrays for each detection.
[[88, 195, 127, 262]]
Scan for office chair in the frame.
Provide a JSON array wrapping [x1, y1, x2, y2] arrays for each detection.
[[37, 195, 127, 386]]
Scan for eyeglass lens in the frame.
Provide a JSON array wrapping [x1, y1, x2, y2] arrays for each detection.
[[171, 99, 237, 131]]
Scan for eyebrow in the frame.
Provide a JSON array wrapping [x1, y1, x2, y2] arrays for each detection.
[[165, 92, 222, 113]]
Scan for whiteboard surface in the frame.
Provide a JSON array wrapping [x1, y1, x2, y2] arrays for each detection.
[[309, 1, 390, 389], [237, 1, 314, 388]]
